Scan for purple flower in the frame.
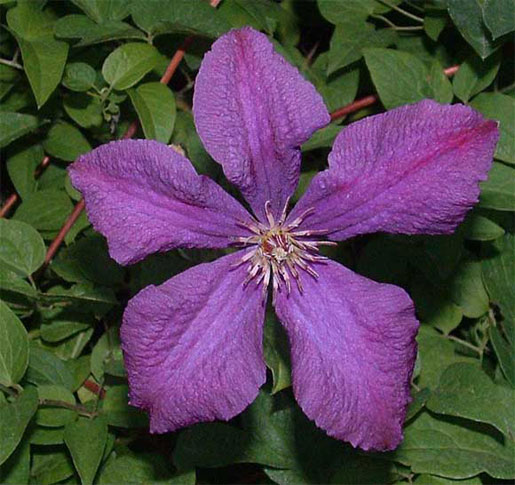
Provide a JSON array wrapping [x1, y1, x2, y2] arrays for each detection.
[[69, 27, 498, 451]]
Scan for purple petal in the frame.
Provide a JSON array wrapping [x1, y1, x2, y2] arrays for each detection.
[[121, 251, 267, 433], [274, 260, 418, 451], [193, 27, 330, 222], [287, 100, 499, 239], [69, 139, 253, 265]]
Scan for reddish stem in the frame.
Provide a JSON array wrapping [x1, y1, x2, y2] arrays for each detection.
[[0, 156, 50, 218], [444, 64, 460, 77], [44, 199, 85, 266], [0, 193, 18, 218], [330, 64, 460, 122], [160, 36, 194, 85], [83, 379, 106, 399], [330, 94, 378, 121]]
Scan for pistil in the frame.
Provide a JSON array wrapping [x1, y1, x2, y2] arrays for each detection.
[[233, 200, 336, 298]]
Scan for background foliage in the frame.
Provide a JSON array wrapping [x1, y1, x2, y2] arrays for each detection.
[[0, 0, 514, 484]]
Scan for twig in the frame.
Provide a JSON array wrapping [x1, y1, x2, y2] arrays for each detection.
[[330, 94, 379, 121], [372, 15, 424, 31], [0, 57, 22, 70], [447, 335, 484, 356], [83, 379, 106, 399], [44, 199, 85, 266], [330, 64, 459, 122], [39, 398, 98, 418], [378, 0, 424, 23]]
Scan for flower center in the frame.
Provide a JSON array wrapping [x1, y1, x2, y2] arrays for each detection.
[[233, 200, 335, 297]]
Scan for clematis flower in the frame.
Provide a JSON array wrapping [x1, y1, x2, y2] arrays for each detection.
[[69, 27, 498, 451]]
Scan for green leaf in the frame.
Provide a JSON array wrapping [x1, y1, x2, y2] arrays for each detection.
[[479, 162, 515, 210], [411, 276, 463, 335], [316, 65, 360, 113], [26, 345, 75, 391], [43, 122, 91, 162], [0, 269, 38, 300], [483, 0, 515, 39], [102, 385, 148, 428], [98, 452, 189, 484], [317, 0, 396, 24], [91, 327, 125, 381], [102, 43, 161, 91], [482, 232, 515, 386], [6, 3, 68, 108], [364, 48, 449, 109], [446, 0, 498, 59], [302, 124, 341, 152], [471, 93, 514, 164], [55, 15, 146, 46], [6, 144, 43, 200], [66, 355, 91, 392], [406, 387, 431, 423], [393, 411, 515, 479], [64, 415, 108, 485], [14, 190, 73, 231], [36, 385, 77, 427], [44, 283, 118, 311], [0, 112, 38, 148], [175, 391, 342, 479], [416, 326, 477, 389], [220, 0, 284, 35], [64, 93, 103, 129], [464, 213, 505, 241], [0, 219, 45, 277], [128, 82, 176, 143], [453, 53, 500, 103], [447, 258, 490, 318], [327, 22, 396, 75], [0, 436, 30, 484], [0, 388, 38, 466], [41, 312, 93, 343], [0, 300, 29, 388], [329, 454, 403, 485], [130, 0, 231, 38], [30, 426, 65, 445], [62, 62, 97, 92], [170, 112, 217, 176], [52, 234, 124, 286], [43, 327, 94, 361], [31, 449, 75, 485], [424, 11, 448, 41], [264, 311, 291, 394], [428, 60, 453, 104], [71, 0, 131, 22], [427, 363, 514, 436]]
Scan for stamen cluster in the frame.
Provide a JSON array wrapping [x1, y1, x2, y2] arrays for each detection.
[[234, 200, 335, 297]]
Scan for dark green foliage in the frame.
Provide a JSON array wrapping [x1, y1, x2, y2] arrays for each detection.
[[0, 0, 513, 484]]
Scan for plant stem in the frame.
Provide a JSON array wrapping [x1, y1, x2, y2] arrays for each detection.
[[39, 399, 98, 418], [447, 335, 483, 356], [0, 57, 22, 70], [373, 15, 424, 31], [378, 0, 425, 23]]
